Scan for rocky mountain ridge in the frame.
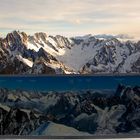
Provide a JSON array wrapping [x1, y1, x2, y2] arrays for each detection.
[[0, 85, 140, 135], [0, 31, 140, 74]]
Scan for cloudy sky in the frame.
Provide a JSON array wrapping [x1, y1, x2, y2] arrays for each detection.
[[0, 0, 140, 37]]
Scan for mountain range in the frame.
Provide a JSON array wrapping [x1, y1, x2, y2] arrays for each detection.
[[0, 84, 140, 135], [0, 31, 140, 74]]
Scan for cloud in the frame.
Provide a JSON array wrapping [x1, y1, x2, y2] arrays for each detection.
[[0, 0, 140, 37]]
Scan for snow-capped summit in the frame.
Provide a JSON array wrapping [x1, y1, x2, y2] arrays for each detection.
[[0, 31, 139, 74]]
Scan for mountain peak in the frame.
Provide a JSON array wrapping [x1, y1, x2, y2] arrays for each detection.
[[0, 31, 139, 74], [34, 32, 47, 40], [5, 30, 28, 45]]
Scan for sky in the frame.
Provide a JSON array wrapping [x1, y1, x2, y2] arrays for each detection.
[[0, 0, 140, 37]]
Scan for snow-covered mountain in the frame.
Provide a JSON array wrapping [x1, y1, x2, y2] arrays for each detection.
[[0, 85, 140, 136], [0, 31, 140, 74]]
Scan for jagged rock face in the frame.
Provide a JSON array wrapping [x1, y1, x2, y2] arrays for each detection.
[[0, 31, 140, 74], [0, 31, 66, 74], [31, 61, 56, 74], [80, 39, 139, 74], [0, 85, 140, 135], [0, 105, 46, 135], [132, 57, 140, 73]]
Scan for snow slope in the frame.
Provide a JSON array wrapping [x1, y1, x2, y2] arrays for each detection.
[[31, 122, 91, 136]]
